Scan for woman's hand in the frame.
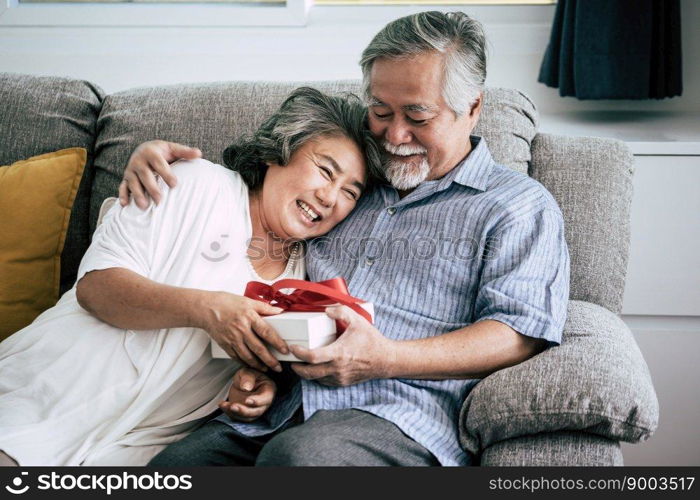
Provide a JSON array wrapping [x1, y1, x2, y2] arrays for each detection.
[[120, 140, 201, 209], [199, 291, 288, 372], [219, 367, 277, 422]]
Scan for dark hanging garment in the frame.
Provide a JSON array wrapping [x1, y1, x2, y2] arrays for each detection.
[[538, 0, 682, 99]]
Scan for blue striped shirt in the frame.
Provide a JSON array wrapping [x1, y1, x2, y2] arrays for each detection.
[[217, 137, 570, 466]]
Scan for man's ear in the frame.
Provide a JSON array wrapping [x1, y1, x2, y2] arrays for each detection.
[[469, 93, 484, 118]]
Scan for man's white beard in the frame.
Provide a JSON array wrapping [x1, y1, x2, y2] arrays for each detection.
[[382, 141, 430, 191]]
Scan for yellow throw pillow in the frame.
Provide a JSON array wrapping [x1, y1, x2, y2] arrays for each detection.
[[0, 148, 86, 341]]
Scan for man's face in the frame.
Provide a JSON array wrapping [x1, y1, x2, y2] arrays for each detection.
[[368, 51, 482, 190]]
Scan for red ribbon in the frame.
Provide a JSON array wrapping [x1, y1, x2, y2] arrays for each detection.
[[244, 277, 372, 334]]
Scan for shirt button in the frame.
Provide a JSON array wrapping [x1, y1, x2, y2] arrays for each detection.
[[365, 257, 374, 266], [387, 207, 396, 216]]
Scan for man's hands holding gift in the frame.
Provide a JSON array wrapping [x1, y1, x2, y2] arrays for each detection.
[[290, 305, 396, 386], [219, 366, 276, 422]]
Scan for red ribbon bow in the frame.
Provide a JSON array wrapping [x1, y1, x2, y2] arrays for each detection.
[[244, 277, 372, 334]]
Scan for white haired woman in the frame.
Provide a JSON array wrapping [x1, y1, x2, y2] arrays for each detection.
[[0, 87, 382, 466]]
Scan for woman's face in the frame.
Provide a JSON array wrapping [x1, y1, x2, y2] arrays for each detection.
[[258, 134, 367, 241]]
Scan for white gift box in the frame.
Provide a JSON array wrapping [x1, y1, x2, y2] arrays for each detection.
[[210, 302, 374, 362]]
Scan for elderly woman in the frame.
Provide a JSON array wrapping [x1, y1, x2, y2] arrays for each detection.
[[0, 87, 382, 466]]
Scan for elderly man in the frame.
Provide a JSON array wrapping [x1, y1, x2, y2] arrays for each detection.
[[122, 11, 569, 467]]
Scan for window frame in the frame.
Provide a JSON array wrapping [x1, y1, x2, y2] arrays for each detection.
[[0, 0, 313, 27]]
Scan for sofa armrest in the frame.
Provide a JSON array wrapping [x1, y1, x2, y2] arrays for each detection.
[[459, 300, 658, 456]]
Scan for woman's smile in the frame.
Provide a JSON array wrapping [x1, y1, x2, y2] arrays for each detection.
[[296, 200, 321, 224]]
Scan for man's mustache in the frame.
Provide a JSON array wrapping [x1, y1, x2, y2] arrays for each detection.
[[381, 141, 427, 156]]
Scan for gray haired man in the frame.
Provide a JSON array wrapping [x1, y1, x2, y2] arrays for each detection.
[[124, 11, 569, 466]]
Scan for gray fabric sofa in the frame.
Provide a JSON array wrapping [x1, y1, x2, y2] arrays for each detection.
[[0, 72, 659, 465]]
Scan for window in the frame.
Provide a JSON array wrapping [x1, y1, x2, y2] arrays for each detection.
[[0, 0, 311, 26], [17, 0, 554, 3], [19, 0, 285, 4], [1, 0, 554, 26]]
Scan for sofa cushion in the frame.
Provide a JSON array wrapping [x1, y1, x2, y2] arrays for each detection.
[[90, 82, 537, 233], [0, 73, 104, 296], [0, 148, 86, 340], [475, 88, 538, 174], [530, 133, 634, 314], [459, 300, 659, 454]]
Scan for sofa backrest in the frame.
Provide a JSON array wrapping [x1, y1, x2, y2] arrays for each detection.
[[2, 74, 630, 313], [0, 73, 104, 295], [91, 81, 539, 234], [95, 80, 631, 314], [530, 133, 634, 314]]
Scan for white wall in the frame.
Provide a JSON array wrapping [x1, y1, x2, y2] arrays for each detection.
[[1, 1, 698, 114], [620, 323, 700, 466]]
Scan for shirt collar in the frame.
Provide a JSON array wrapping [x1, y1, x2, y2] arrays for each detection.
[[446, 136, 495, 192]]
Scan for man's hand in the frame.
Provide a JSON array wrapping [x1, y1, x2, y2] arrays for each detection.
[[120, 140, 201, 209], [219, 367, 276, 423], [290, 305, 396, 386]]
